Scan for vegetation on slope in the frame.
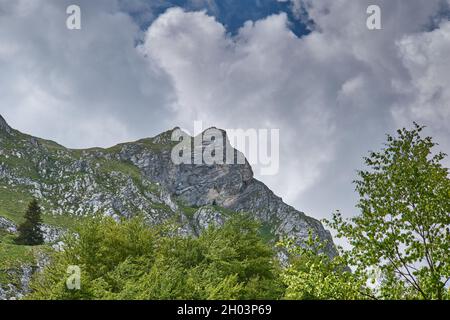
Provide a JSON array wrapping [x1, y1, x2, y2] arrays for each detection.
[[28, 214, 285, 300]]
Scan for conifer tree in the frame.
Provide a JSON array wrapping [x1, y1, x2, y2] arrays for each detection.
[[15, 198, 44, 245]]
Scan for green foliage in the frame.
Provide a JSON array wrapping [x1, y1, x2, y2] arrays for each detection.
[[28, 214, 284, 300], [279, 233, 369, 300], [15, 199, 44, 246], [326, 123, 450, 300]]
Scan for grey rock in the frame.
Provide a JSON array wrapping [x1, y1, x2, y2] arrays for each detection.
[[0, 253, 50, 300], [121, 129, 337, 256], [191, 206, 226, 235], [0, 115, 12, 134], [0, 216, 17, 233], [40, 224, 66, 244]]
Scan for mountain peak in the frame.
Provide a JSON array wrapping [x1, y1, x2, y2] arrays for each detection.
[[0, 120, 337, 260], [0, 115, 12, 134]]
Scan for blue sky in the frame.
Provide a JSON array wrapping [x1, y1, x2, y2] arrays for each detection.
[[119, 0, 311, 36]]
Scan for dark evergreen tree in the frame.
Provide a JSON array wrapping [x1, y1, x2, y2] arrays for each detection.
[[15, 198, 44, 245]]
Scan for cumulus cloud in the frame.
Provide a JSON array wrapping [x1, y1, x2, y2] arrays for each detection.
[[0, 0, 176, 148], [0, 0, 448, 222], [142, 9, 336, 201], [141, 1, 450, 220], [395, 21, 450, 139]]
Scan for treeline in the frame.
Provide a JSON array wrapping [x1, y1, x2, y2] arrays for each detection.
[[28, 124, 450, 300], [29, 214, 285, 299]]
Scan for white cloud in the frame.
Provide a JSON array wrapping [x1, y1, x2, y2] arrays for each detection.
[[395, 21, 450, 130], [0, 0, 176, 148], [0, 0, 448, 222], [393, 21, 450, 167], [141, 2, 450, 220], [142, 8, 337, 202]]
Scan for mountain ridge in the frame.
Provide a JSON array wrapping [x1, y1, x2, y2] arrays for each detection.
[[0, 114, 336, 250]]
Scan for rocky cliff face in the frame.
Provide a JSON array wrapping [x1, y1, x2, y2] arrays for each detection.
[[116, 128, 335, 253], [0, 115, 11, 134], [0, 115, 336, 298]]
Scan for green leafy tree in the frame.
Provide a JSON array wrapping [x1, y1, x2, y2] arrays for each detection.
[[128, 215, 285, 300], [327, 124, 450, 300], [29, 215, 157, 299], [29, 214, 284, 300], [15, 199, 44, 246], [198, 214, 284, 299], [279, 233, 370, 300]]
